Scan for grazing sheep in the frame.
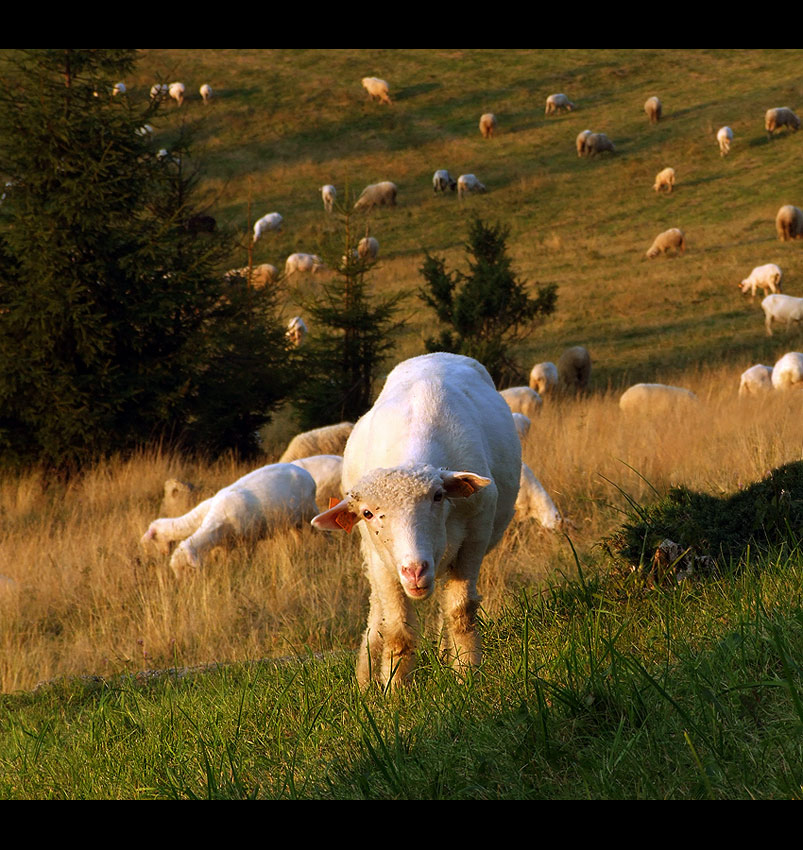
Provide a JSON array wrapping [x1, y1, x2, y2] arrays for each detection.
[[479, 113, 497, 138], [515, 463, 563, 531], [545, 93, 575, 115], [762, 294, 803, 336], [653, 167, 676, 194], [112, 82, 126, 96], [775, 205, 803, 241], [739, 264, 783, 299], [284, 253, 324, 277], [142, 463, 318, 577], [739, 364, 773, 397], [765, 107, 800, 136], [557, 346, 592, 393], [457, 174, 486, 200], [646, 227, 686, 258], [433, 169, 457, 193], [358, 236, 379, 260], [279, 422, 355, 463], [583, 132, 615, 157], [576, 129, 592, 157], [168, 82, 185, 107], [150, 83, 168, 100], [717, 126, 733, 156], [199, 83, 213, 104], [529, 361, 559, 397], [321, 184, 337, 213], [361, 77, 392, 105], [225, 264, 278, 289], [253, 212, 283, 242], [289, 455, 344, 510], [286, 316, 308, 347], [644, 96, 662, 123], [771, 352, 803, 390], [499, 386, 543, 421], [311, 352, 521, 689], [511, 412, 531, 442], [619, 383, 699, 414], [353, 181, 398, 211]]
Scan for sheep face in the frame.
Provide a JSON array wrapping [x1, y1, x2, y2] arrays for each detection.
[[312, 465, 490, 600]]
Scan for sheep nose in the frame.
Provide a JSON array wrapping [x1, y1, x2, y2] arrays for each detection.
[[401, 562, 430, 586]]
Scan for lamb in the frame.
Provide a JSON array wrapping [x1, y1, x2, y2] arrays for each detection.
[[353, 181, 398, 211], [457, 174, 487, 200], [310, 352, 521, 689], [576, 129, 592, 157], [738, 364, 773, 397], [775, 205, 803, 241], [644, 96, 662, 124], [762, 294, 803, 336], [646, 227, 686, 258], [168, 82, 185, 107], [284, 253, 324, 277], [619, 383, 698, 414], [199, 84, 213, 104], [583, 132, 615, 157], [479, 113, 497, 138], [545, 93, 575, 115], [286, 316, 308, 347], [771, 352, 803, 390], [432, 170, 457, 193], [739, 264, 783, 298], [253, 212, 283, 242], [321, 184, 337, 213], [557, 346, 592, 394], [361, 77, 392, 105], [358, 236, 379, 260], [289, 455, 344, 510], [499, 386, 543, 421], [279, 421, 355, 463], [653, 167, 675, 194], [529, 361, 559, 397], [514, 463, 563, 531], [717, 126, 733, 156], [765, 107, 800, 136], [141, 463, 318, 578]]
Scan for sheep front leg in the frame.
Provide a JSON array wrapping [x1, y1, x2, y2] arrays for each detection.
[[440, 561, 483, 672]]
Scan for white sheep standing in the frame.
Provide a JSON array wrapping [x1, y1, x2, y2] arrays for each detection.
[[141, 463, 318, 578], [358, 236, 379, 260], [433, 170, 457, 193], [361, 77, 392, 105], [253, 212, 283, 243], [576, 129, 592, 157], [644, 96, 662, 123], [321, 184, 337, 213], [583, 132, 615, 157], [653, 167, 675, 194], [765, 107, 800, 136], [545, 93, 575, 115], [557, 346, 592, 393], [771, 352, 803, 390], [457, 174, 486, 200], [200, 84, 213, 104], [289, 455, 344, 511], [762, 294, 803, 336], [311, 352, 521, 689], [738, 264, 783, 299], [284, 253, 324, 277], [279, 421, 355, 463], [739, 364, 773, 397], [529, 361, 559, 397], [499, 386, 543, 421], [775, 205, 803, 241], [353, 181, 398, 211], [479, 113, 497, 138], [717, 126, 733, 156], [619, 383, 698, 414], [286, 316, 308, 347], [168, 82, 185, 107], [515, 463, 563, 531], [646, 227, 686, 258]]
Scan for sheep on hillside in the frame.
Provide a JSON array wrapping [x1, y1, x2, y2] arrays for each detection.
[[279, 422, 355, 463], [644, 96, 662, 123], [762, 294, 803, 336], [479, 113, 497, 138], [353, 181, 397, 211], [113, 82, 126, 96], [557, 346, 591, 393], [311, 353, 521, 689], [717, 126, 733, 156], [775, 205, 803, 241], [253, 212, 283, 242], [499, 386, 543, 421], [361, 77, 391, 105], [529, 361, 559, 397], [514, 463, 563, 531], [739, 264, 783, 299], [200, 84, 213, 104], [765, 107, 800, 136], [168, 82, 185, 106], [150, 83, 168, 100], [358, 236, 379, 260], [738, 364, 773, 397], [289, 455, 344, 510], [286, 316, 308, 347], [321, 184, 337, 213], [619, 383, 698, 414], [576, 129, 592, 157], [653, 167, 675, 194], [284, 253, 324, 277], [646, 227, 685, 258], [545, 93, 575, 115], [433, 170, 457, 193], [457, 174, 486, 200], [583, 132, 615, 157], [771, 352, 803, 390]]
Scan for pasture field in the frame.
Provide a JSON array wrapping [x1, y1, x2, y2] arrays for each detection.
[[2, 49, 803, 798]]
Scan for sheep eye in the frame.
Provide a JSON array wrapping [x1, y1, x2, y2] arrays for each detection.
[[363, 509, 374, 520], [434, 491, 444, 502]]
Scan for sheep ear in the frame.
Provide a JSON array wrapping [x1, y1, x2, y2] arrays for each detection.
[[311, 499, 360, 533], [441, 472, 492, 499]]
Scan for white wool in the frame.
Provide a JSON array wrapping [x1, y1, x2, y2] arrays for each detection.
[[529, 362, 558, 396], [771, 352, 803, 390], [762, 294, 803, 336]]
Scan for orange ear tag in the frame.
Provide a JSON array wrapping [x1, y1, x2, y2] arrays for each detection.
[[335, 511, 357, 533], [328, 498, 341, 509]]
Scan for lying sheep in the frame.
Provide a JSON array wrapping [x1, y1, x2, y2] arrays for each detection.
[[457, 174, 486, 200], [479, 113, 497, 138], [557, 346, 591, 393], [358, 236, 379, 260], [321, 184, 336, 213], [739, 264, 783, 299], [775, 205, 803, 241], [141, 463, 318, 578], [739, 364, 773, 397], [717, 126, 733, 156], [354, 181, 397, 211], [289, 455, 344, 510], [286, 316, 308, 347], [361, 77, 392, 105], [646, 227, 685, 258], [168, 82, 185, 107], [529, 361, 559, 397], [499, 386, 543, 421], [619, 383, 698, 414], [545, 93, 575, 115], [765, 107, 800, 136], [576, 129, 592, 157], [279, 421, 355, 463], [771, 352, 803, 390], [653, 167, 675, 194], [253, 212, 283, 243], [515, 463, 563, 530], [644, 96, 662, 124], [200, 84, 213, 104], [433, 169, 457, 193], [583, 132, 615, 157], [284, 253, 324, 277], [762, 294, 803, 336]]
